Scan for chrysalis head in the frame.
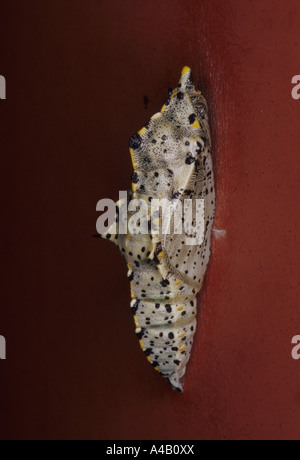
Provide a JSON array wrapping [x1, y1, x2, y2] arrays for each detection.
[[179, 66, 195, 91]]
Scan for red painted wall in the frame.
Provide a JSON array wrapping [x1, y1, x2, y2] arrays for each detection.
[[0, 0, 300, 440]]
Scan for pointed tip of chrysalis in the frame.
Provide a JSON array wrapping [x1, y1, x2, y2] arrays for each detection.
[[179, 66, 194, 91], [168, 372, 184, 393], [181, 66, 192, 76]]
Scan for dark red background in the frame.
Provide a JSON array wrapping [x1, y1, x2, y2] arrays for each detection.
[[0, 0, 300, 440]]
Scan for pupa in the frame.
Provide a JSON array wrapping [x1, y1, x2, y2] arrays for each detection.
[[98, 67, 215, 391]]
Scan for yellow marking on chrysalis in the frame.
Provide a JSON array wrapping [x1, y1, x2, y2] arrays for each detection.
[[132, 182, 137, 192], [178, 333, 185, 338], [181, 66, 191, 76], [133, 316, 139, 328], [129, 147, 137, 170], [139, 340, 144, 349], [158, 252, 165, 260], [130, 283, 134, 299], [175, 280, 182, 286], [154, 366, 159, 372], [192, 119, 201, 128], [177, 306, 184, 311], [138, 127, 147, 136], [161, 104, 167, 114], [171, 90, 179, 99], [179, 346, 186, 352], [147, 356, 152, 363]]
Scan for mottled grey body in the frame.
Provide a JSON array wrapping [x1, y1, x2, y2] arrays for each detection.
[[101, 67, 215, 391]]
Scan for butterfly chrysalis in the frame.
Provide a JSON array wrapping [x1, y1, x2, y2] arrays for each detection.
[[99, 67, 215, 391]]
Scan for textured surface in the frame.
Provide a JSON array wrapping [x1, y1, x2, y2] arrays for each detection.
[[0, 0, 300, 440], [101, 67, 215, 391]]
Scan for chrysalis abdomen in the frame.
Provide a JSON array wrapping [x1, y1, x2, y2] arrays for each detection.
[[100, 67, 215, 391]]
